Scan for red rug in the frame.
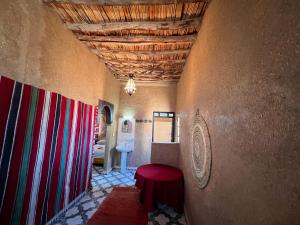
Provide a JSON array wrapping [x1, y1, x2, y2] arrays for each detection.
[[87, 187, 148, 225]]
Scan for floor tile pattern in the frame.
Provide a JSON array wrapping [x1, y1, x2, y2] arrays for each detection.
[[53, 166, 186, 225]]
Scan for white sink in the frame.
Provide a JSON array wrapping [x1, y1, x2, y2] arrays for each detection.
[[116, 142, 133, 173]]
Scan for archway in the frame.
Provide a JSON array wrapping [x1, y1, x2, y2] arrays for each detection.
[[93, 100, 114, 173]]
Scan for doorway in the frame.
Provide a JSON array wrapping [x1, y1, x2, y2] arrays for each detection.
[[94, 100, 114, 173]]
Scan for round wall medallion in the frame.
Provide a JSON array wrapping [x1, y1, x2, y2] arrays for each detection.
[[191, 109, 211, 189]]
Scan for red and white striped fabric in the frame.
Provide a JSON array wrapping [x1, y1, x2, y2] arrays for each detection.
[[0, 75, 95, 225]]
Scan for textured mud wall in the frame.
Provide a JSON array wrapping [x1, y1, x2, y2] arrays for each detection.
[[151, 143, 179, 168], [0, 0, 120, 178], [176, 0, 300, 225], [118, 84, 177, 167], [0, 0, 120, 107]]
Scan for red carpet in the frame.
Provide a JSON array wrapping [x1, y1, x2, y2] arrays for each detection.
[[87, 187, 148, 225]]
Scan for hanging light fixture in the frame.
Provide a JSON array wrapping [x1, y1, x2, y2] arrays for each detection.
[[124, 74, 136, 96]]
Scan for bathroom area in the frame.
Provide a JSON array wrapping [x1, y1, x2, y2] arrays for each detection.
[[1, 0, 298, 224], [92, 83, 178, 173]]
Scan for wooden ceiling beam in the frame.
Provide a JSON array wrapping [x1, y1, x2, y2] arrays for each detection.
[[118, 78, 180, 82], [92, 48, 190, 56], [85, 41, 193, 51], [104, 60, 185, 66], [104, 62, 184, 70], [76, 34, 197, 43], [104, 62, 184, 71], [98, 57, 186, 64], [44, 0, 207, 6], [105, 61, 184, 71], [65, 18, 201, 33], [108, 65, 182, 73], [118, 78, 178, 82], [118, 74, 181, 78], [111, 69, 184, 75], [115, 74, 182, 79], [107, 67, 183, 76], [117, 74, 181, 78], [97, 54, 188, 62], [116, 75, 181, 81], [91, 45, 192, 52], [117, 77, 180, 82], [110, 69, 182, 76]]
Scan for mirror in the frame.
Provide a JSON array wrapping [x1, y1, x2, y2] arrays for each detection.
[[122, 119, 132, 133]]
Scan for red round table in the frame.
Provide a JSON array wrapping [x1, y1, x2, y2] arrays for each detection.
[[134, 164, 184, 212]]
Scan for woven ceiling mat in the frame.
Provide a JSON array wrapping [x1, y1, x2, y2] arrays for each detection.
[[44, 0, 209, 82]]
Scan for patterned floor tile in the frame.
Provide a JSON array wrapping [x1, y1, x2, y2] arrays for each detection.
[[65, 215, 83, 225], [52, 166, 186, 225]]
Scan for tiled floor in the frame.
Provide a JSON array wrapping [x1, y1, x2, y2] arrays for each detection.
[[53, 166, 186, 225]]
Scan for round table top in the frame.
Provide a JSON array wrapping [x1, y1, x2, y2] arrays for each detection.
[[135, 164, 183, 182]]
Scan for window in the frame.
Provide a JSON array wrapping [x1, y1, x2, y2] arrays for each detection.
[[152, 112, 175, 143], [176, 116, 180, 143]]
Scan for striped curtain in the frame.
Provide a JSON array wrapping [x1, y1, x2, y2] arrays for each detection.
[[0, 75, 95, 225]]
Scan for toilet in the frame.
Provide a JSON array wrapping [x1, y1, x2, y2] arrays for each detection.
[[116, 118, 135, 173]]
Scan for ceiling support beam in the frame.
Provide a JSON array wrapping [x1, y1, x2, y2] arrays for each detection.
[[85, 41, 193, 52], [104, 61, 185, 68], [98, 57, 187, 64], [107, 67, 183, 76], [112, 71, 184, 77], [111, 68, 181, 74], [104, 62, 184, 71], [44, 0, 206, 6], [65, 18, 201, 33], [77, 34, 197, 43], [116, 75, 181, 81], [96, 54, 188, 62], [92, 48, 190, 56]]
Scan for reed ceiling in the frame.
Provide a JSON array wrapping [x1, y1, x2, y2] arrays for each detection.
[[44, 0, 209, 82]]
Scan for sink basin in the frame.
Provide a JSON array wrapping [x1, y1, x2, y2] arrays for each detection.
[[116, 146, 133, 153], [116, 142, 133, 152]]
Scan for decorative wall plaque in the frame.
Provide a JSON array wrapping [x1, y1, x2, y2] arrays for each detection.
[[191, 109, 211, 189]]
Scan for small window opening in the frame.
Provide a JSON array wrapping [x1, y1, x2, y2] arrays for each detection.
[[176, 116, 180, 143], [152, 112, 175, 143]]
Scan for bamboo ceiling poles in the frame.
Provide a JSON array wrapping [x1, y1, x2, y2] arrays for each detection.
[[44, 0, 207, 6], [44, 0, 209, 82]]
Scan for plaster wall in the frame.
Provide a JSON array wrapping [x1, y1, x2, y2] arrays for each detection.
[[151, 143, 179, 168], [176, 0, 300, 225], [0, 0, 121, 166], [0, 0, 120, 107], [118, 84, 177, 167]]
